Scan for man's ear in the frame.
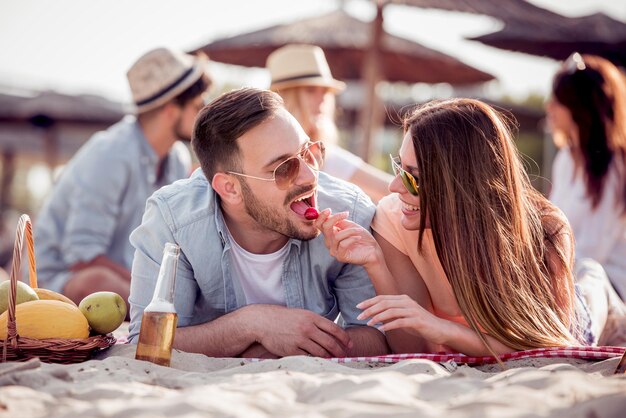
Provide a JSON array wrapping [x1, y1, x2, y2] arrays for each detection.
[[163, 101, 182, 118], [212, 172, 242, 204]]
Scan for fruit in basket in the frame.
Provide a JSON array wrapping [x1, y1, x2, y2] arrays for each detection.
[[34, 288, 77, 306], [0, 281, 39, 314], [79, 291, 127, 335], [0, 299, 90, 339]]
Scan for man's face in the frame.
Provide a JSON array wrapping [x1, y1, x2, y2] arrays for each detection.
[[174, 94, 206, 142], [235, 109, 320, 241]]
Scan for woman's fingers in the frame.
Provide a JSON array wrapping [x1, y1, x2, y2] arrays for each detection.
[[314, 209, 333, 248], [356, 299, 396, 321], [366, 307, 412, 327], [378, 318, 412, 333], [315, 209, 352, 249], [357, 295, 408, 311], [323, 212, 350, 234], [333, 225, 369, 242]]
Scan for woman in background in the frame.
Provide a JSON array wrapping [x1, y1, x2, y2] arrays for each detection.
[[546, 53, 626, 301], [267, 44, 393, 203], [316, 98, 624, 356]]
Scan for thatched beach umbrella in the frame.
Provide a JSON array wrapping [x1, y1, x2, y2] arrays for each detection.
[[192, 9, 493, 160], [0, 90, 125, 242], [469, 13, 626, 67], [0, 90, 124, 158], [384, 0, 563, 25], [384, 0, 626, 66]]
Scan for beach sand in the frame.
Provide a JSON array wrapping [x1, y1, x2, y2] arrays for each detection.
[[1, 344, 625, 418]]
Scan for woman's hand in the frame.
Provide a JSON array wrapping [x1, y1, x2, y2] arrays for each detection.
[[314, 209, 383, 267], [357, 294, 448, 345]]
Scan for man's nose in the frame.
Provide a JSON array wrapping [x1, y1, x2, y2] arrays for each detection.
[[295, 158, 318, 185]]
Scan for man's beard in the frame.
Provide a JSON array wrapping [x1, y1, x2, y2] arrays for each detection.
[[174, 115, 191, 142], [240, 179, 319, 241]]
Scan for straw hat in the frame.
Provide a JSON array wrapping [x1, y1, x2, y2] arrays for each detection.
[[127, 47, 207, 114], [267, 44, 346, 92]]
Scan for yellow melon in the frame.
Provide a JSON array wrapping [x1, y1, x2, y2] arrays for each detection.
[[34, 288, 77, 307], [0, 299, 90, 340]]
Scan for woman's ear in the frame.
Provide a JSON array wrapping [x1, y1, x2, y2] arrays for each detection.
[[212, 172, 242, 204]]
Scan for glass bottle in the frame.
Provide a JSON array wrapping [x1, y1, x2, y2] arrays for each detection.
[[135, 242, 180, 367]]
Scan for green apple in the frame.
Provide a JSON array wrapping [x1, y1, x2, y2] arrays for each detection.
[[0, 280, 39, 314], [79, 291, 127, 335]]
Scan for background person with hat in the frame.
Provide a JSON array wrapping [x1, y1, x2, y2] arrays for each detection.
[[267, 44, 393, 203], [34, 47, 212, 308]]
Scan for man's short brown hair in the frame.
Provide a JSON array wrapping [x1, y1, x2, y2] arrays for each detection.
[[192, 87, 285, 180]]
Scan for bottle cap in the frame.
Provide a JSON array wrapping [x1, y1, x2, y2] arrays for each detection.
[[164, 242, 180, 256]]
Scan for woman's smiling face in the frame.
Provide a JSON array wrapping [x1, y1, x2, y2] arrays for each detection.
[[389, 132, 430, 230]]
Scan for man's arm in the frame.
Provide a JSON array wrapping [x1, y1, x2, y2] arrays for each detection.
[[173, 304, 354, 358], [173, 307, 258, 357], [70, 255, 131, 282], [62, 146, 127, 269], [345, 326, 389, 356]]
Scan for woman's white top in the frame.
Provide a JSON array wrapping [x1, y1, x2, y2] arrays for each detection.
[[550, 147, 626, 298], [322, 144, 363, 181]]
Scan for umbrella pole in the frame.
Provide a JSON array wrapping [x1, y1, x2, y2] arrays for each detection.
[[357, 2, 385, 162]]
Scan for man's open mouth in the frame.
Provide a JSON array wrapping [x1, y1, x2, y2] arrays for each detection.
[[289, 191, 317, 218]]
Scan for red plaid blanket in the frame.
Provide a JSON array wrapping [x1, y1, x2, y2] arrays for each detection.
[[116, 335, 623, 365], [330, 346, 625, 365]]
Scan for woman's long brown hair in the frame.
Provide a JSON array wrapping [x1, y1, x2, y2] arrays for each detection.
[[404, 99, 578, 354], [552, 54, 626, 212]]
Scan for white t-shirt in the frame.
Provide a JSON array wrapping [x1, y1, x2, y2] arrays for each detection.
[[227, 229, 288, 306], [322, 144, 363, 181], [550, 147, 626, 298]]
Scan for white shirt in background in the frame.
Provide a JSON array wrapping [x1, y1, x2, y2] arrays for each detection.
[[550, 147, 626, 298], [322, 144, 363, 181]]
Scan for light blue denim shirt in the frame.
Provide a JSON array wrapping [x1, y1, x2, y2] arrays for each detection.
[[127, 169, 377, 342], [35, 116, 191, 292]]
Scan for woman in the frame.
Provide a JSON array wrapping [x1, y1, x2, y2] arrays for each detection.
[[316, 98, 620, 357], [267, 44, 393, 203], [546, 53, 626, 300]]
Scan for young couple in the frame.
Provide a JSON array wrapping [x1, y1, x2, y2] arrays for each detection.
[[128, 87, 623, 359]]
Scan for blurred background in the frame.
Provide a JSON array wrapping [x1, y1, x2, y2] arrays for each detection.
[[0, 0, 625, 260]]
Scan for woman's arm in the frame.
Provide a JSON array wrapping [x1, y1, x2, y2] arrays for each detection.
[[369, 232, 440, 353], [315, 210, 435, 352], [358, 294, 516, 356], [348, 163, 394, 204]]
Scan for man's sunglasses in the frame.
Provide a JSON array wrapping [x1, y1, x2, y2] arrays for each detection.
[[228, 141, 325, 190], [390, 154, 419, 196]]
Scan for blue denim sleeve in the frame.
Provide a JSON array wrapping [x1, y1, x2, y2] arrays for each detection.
[[333, 191, 377, 327], [61, 147, 127, 266], [127, 195, 198, 343]]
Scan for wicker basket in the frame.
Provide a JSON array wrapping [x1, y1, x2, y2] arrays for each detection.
[[1, 214, 115, 364]]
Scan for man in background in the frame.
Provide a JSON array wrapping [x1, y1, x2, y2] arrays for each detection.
[[35, 47, 212, 307]]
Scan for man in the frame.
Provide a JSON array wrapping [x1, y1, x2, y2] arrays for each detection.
[[128, 87, 388, 358], [35, 47, 212, 306]]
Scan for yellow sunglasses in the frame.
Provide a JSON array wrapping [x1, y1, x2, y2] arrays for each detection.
[[390, 154, 419, 196]]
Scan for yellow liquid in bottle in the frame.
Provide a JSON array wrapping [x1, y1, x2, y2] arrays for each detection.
[[135, 311, 178, 367]]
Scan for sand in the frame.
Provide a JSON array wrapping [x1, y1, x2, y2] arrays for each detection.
[[0, 344, 625, 418]]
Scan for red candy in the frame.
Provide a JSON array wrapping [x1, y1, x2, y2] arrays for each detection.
[[304, 207, 319, 220]]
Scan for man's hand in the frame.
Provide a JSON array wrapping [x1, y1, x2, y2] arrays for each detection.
[[239, 343, 280, 359], [246, 305, 353, 358]]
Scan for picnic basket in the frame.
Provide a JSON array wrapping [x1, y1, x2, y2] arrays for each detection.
[[1, 214, 115, 364]]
